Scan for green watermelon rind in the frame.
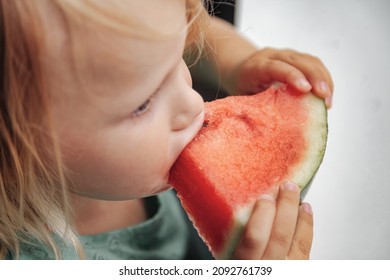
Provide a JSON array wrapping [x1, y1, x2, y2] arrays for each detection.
[[291, 93, 328, 197], [218, 93, 328, 260]]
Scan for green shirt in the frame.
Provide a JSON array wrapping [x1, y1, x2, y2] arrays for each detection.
[[9, 190, 212, 260]]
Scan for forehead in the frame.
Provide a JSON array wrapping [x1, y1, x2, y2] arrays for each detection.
[[43, 0, 187, 35], [39, 0, 188, 96]]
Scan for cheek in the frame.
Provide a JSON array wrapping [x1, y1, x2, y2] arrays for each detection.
[[60, 123, 174, 199]]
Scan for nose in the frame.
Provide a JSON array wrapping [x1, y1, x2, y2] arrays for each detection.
[[171, 62, 204, 132], [171, 91, 204, 131]]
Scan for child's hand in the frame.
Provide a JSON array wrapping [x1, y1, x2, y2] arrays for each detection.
[[233, 48, 334, 108], [233, 181, 313, 260]]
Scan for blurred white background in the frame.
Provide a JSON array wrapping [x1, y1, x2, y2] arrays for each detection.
[[236, 0, 390, 259]]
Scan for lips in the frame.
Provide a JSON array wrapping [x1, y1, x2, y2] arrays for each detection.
[[177, 108, 204, 151], [187, 108, 205, 142], [167, 107, 204, 170]]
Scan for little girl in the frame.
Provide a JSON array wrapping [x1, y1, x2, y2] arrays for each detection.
[[0, 0, 333, 259]]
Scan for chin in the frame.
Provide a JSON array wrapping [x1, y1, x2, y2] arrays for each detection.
[[145, 182, 172, 197]]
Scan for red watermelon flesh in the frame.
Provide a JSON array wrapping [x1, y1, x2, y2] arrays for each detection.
[[169, 85, 328, 259]]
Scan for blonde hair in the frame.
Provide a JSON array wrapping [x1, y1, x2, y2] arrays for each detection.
[[0, 0, 208, 259]]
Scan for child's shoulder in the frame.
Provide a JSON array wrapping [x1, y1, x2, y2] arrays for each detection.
[[10, 190, 199, 260]]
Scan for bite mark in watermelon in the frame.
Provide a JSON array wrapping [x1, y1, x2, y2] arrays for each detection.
[[169, 85, 328, 259]]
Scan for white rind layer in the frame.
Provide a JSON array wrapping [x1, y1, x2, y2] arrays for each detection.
[[289, 94, 328, 191]]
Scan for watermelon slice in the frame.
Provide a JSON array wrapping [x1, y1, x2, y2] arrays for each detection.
[[169, 84, 328, 259]]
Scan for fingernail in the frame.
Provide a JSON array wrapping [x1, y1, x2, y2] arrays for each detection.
[[282, 181, 299, 192], [319, 81, 329, 93], [301, 202, 313, 214], [298, 78, 311, 90], [258, 194, 275, 202]]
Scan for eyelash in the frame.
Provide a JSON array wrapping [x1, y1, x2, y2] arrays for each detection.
[[130, 91, 158, 119]]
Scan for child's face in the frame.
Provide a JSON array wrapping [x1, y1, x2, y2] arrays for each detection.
[[42, 0, 204, 200]]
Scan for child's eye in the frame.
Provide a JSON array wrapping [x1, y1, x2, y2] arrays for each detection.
[[130, 92, 157, 118], [131, 99, 151, 118], [132, 99, 150, 116]]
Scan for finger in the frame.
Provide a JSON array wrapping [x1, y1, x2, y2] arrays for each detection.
[[270, 50, 334, 108], [314, 81, 333, 109], [258, 59, 313, 93], [263, 181, 300, 259], [269, 49, 334, 92], [304, 58, 334, 94], [301, 59, 334, 108], [233, 194, 276, 259], [288, 202, 314, 259]]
